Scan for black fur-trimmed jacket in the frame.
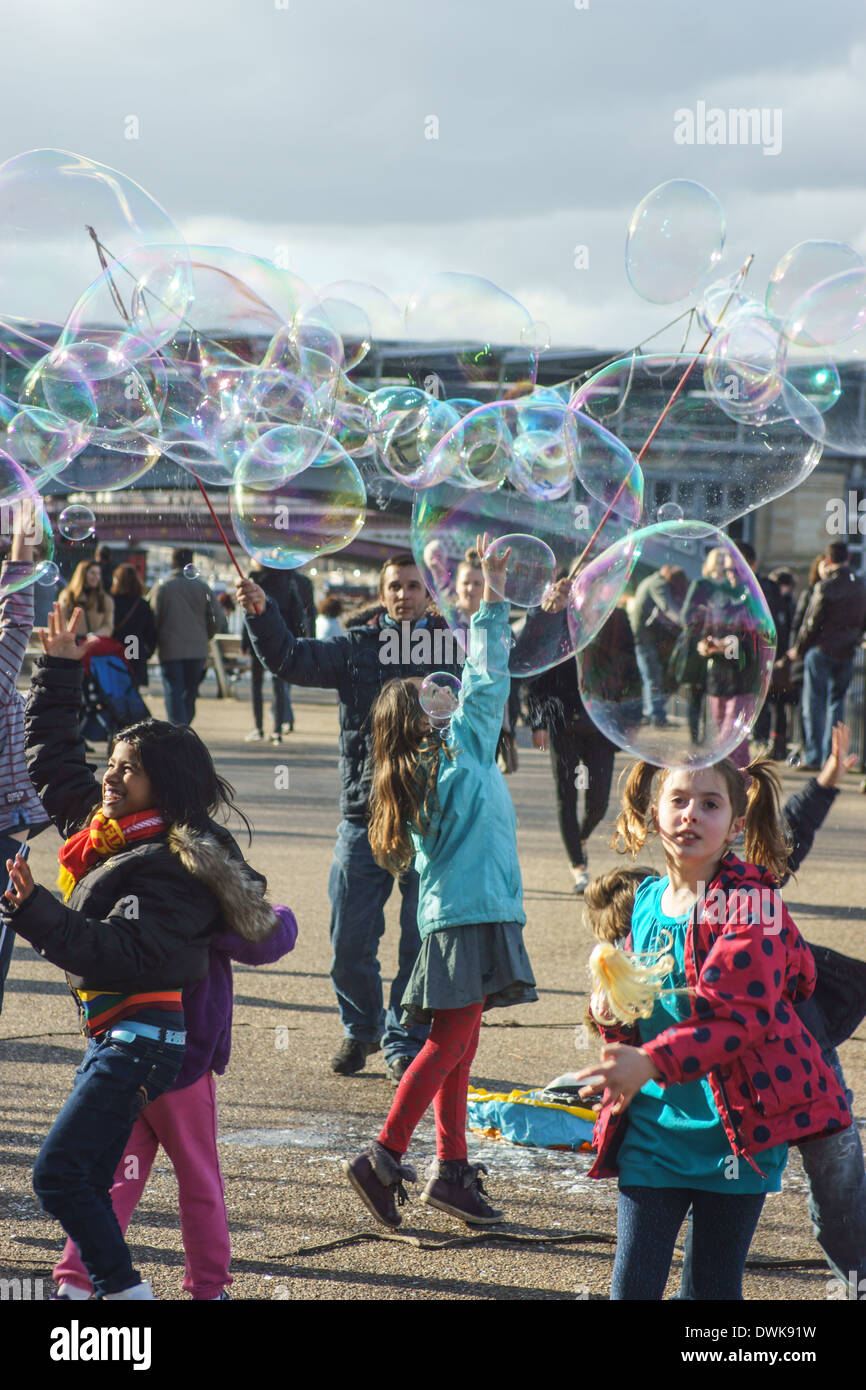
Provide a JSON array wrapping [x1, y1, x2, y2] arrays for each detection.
[[245, 599, 463, 823], [4, 657, 273, 996]]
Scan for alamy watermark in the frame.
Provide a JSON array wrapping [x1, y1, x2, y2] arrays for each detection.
[[0, 497, 43, 545], [673, 101, 782, 157], [695, 879, 784, 934], [826, 492, 866, 535], [379, 621, 487, 671]]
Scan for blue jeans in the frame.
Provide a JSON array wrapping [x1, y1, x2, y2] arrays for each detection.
[[634, 641, 668, 722], [33, 1031, 184, 1296], [680, 1048, 866, 1296], [160, 658, 206, 725], [801, 648, 854, 764], [612, 1185, 765, 1300], [328, 820, 429, 1063]]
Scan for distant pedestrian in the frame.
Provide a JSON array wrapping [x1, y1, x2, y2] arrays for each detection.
[[790, 541, 866, 769], [316, 595, 344, 641], [241, 561, 297, 743], [148, 549, 218, 725], [111, 565, 157, 687], [95, 544, 115, 595], [59, 561, 114, 637]]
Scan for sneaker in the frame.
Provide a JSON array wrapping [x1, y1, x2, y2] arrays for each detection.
[[386, 1055, 414, 1086], [245, 729, 265, 743], [281, 721, 294, 734], [420, 1159, 503, 1226], [342, 1142, 416, 1228], [330, 1037, 381, 1075], [270, 732, 283, 745], [51, 1282, 92, 1300], [102, 1280, 154, 1301], [572, 865, 590, 893]]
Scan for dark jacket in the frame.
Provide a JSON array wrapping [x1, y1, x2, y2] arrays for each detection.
[[793, 564, 866, 662], [6, 659, 273, 1000], [111, 593, 157, 687], [522, 612, 634, 741], [245, 599, 464, 823], [241, 569, 311, 656]]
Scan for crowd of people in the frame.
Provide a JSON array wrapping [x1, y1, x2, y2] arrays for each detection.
[[0, 527, 864, 1302]]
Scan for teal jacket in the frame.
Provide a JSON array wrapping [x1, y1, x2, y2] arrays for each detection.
[[411, 600, 525, 938]]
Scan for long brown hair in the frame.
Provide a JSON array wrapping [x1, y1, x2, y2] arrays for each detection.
[[61, 559, 108, 613], [110, 563, 143, 598], [611, 756, 791, 885], [367, 678, 449, 876]]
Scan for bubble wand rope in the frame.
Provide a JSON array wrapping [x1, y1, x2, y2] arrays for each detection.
[[85, 229, 247, 580], [568, 253, 755, 581]]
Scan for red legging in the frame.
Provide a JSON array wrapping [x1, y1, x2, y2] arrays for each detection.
[[378, 1001, 484, 1161]]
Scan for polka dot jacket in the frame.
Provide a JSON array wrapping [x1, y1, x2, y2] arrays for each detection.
[[588, 853, 852, 1180]]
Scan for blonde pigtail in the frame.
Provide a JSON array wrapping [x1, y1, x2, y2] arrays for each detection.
[[742, 756, 792, 886], [610, 761, 659, 858]]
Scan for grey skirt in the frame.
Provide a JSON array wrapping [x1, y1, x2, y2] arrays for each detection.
[[401, 920, 537, 1025]]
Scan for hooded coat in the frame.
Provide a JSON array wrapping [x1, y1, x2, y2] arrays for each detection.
[[4, 658, 275, 1009]]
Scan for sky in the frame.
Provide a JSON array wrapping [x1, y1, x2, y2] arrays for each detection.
[[1, 0, 865, 351]]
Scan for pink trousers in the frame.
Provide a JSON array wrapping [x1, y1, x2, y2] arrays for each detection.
[[53, 1070, 231, 1300]]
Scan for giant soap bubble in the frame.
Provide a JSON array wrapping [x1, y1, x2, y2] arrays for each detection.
[[626, 181, 725, 304], [576, 521, 776, 768]]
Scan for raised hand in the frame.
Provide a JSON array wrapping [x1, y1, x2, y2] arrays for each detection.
[[235, 578, 266, 616], [478, 531, 510, 605], [38, 604, 87, 661]]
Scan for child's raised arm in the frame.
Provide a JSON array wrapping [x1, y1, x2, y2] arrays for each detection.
[[446, 532, 513, 766]]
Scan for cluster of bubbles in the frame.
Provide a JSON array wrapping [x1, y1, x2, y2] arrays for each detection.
[[0, 153, 861, 768]]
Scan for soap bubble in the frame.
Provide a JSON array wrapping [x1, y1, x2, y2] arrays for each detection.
[[785, 268, 866, 348], [231, 438, 366, 569], [573, 354, 823, 525], [482, 533, 556, 607], [403, 272, 537, 401], [58, 503, 96, 541], [55, 438, 161, 491], [60, 244, 194, 367], [0, 395, 90, 483], [697, 275, 762, 336], [419, 671, 462, 725], [411, 470, 636, 677], [626, 181, 725, 304], [576, 522, 776, 768], [0, 149, 188, 364], [657, 502, 683, 523], [183, 563, 200, 579], [35, 560, 60, 586], [766, 241, 864, 344]]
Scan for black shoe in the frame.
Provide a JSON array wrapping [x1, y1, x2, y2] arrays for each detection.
[[386, 1055, 414, 1086], [330, 1038, 381, 1075]]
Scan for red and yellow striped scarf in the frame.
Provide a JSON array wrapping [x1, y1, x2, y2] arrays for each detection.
[[57, 809, 166, 901]]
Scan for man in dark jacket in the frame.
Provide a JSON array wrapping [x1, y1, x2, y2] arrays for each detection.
[[236, 553, 465, 1081], [790, 541, 866, 768]]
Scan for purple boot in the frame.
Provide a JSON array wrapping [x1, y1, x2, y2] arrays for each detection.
[[342, 1142, 417, 1228], [419, 1160, 504, 1226]]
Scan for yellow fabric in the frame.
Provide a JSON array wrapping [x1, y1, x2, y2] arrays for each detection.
[[467, 1084, 596, 1123], [57, 811, 129, 902]]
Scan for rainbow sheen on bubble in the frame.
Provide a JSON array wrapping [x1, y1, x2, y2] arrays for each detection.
[[576, 522, 776, 768], [58, 503, 95, 540], [483, 533, 556, 608], [231, 439, 366, 569]]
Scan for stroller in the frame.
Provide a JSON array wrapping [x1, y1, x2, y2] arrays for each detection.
[[80, 638, 150, 743]]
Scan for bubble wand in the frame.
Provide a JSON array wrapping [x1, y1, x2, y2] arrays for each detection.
[[568, 252, 755, 580], [85, 228, 247, 580]]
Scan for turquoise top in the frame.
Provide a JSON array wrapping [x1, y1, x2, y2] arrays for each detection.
[[617, 876, 787, 1193], [411, 600, 525, 938]]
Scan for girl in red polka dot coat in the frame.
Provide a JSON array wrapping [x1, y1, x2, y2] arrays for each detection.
[[574, 756, 851, 1300]]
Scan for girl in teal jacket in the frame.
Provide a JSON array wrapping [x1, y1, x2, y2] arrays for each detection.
[[342, 534, 537, 1229]]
